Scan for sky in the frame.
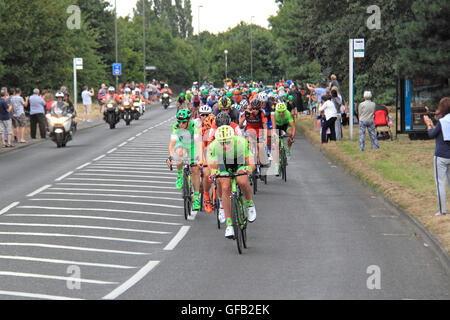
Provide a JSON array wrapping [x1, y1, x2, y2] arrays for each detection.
[[108, 0, 279, 34]]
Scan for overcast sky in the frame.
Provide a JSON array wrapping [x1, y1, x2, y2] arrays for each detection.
[[108, 0, 279, 34]]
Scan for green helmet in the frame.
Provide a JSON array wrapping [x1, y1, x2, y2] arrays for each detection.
[[289, 95, 294, 101], [226, 92, 233, 98], [202, 90, 208, 95], [284, 93, 288, 99], [180, 93, 185, 97], [176, 109, 191, 122]]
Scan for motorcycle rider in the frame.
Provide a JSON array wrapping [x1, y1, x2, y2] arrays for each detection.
[[102, 87, 121, 120], [160, 84, 173, 96], [63, 91, 77, 132]]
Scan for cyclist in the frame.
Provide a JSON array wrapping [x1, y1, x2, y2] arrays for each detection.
[[258, 92, 276, 161], [273, 102, 296, 173], [191, 91, 201, 118], [209, 126, 257, 239], [167, 109, 202, 212], [176, 92, 187, 111], [239, 99, 268, 167], [201, 90, 209, 105], [212, 97, 240, 124], [286, 94, 298, 121], [207, 92, 218, 109], [198, 105, 216, 214]]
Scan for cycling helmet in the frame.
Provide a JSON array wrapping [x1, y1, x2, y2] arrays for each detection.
[[289, 95, 294, 101], [240, 100, 249, 110], [226, 92, 233, 98], [186, 90, 191, 95], [215, 112, 232, 127], [63, 90, 70, 96], [235, 90, 241, 95], [203, 114, 216, 128], [202, 90, 208, 95], [55, 92, 64, 98], [215, 125, 235, 143], [276, 103, 287, 113], [108, 87, 115, 92], [180, 93, 185, 97], [258, 92, 268, 103], [218, 97, 232, 110], [250, 99, 262, 109], [164, 84, 169, 88], [134, 88, 141, 93], [176, 109, 191, 122], [199, 105, 212, 114], [124, 88, 131, 93]]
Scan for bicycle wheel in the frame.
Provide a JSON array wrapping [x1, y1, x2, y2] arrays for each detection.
[[183, 171, 191, 220], [283, 150, 288, 182], [252, 171, 258, 195], [238, 197, 248, 249], [213, 186, 220, 229], [232, 197, 243, 254]]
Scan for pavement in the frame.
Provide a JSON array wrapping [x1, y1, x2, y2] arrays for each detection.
[[0, 103, 449, 300]]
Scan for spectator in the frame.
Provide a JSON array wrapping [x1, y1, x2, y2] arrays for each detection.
[[0, 90, 13, 147], [98, 84, 107, 110], [82, 86, 94, 122], [424, 97, 450, 217], [331, 89, 343, 140], [10, 88, 28, 144], [29, 88, 47, 139], [328, 74, 341, 92], [43, 92, 54, 114], [318, 93, 338, 143], [358, 91, 379, 152]]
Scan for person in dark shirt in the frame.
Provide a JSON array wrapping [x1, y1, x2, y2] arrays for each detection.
[[425, 97, 450, 217]]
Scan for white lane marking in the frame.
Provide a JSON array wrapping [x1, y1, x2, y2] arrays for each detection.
[[93, 154, 106, 161], [97, 159, 166, 164], [49, 188, 180, 195], [18, 205, 179, 218], [0, 290, 82, 300], [0, 221, 178, 232], [107, 148, 117, 154], [27, 185, 52, 197], [42, 192, 182, 202], [0, 232, 162, 245], [128, 137, 136, 141], [88, 164, 167, 169], [164, 226, 190, 251], [0, 255, 135, 269], [55, 171, 74, 182], [0, 202, 20, 216], [73, 173, 173, 180], [84, 166, 171, 171], [66, 178, 173, 185], [76, 162, 91, 170], [103, 260, 160, 300], [10, 213, 178, 227], [0, 271, 117, 285], [143, 129, 149, 133], [80, 170, 176, 176], [118, 142, 128, 147], [57, 183, 174, 190], [31, 198, 183, 209], [136, 133, 142, 137], [0, 243, 149, 255]]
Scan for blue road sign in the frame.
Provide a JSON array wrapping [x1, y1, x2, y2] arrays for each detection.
[[113, 63, 122, 76]]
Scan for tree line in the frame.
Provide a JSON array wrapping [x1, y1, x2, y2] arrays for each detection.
[[0, 0, 448, 104]]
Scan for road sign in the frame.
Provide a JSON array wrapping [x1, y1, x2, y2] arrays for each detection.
[[145, 66, 157, 71], [353, 39, 365, 58], [74, 58, 83, 70], [113, 63, 122, 76]]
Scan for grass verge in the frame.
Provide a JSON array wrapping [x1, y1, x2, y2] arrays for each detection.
[[296, 114, 450, 255]]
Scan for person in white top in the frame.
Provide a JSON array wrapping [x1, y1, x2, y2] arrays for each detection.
[[81, 86, 94, 122], [318, 93, 338, 143]]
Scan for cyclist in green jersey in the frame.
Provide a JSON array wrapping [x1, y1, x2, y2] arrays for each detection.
[[273, 103, 296, 169], [167, 109, 203, 211], [209, 126, 257, 239]]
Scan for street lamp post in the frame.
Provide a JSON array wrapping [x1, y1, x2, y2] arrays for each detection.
[[143, 0, 146, 84], [250, 16, 254, 81], [115, 0, 119, 89], [224, 50, 228, 79], [197, 5, 203, 85]]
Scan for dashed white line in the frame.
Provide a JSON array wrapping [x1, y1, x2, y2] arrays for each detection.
[[118, 142, 128, 147], [0, 255, 136, 269], [103, 260, 160, 300], [76, 162, 91, 170], [55, 171, 74, 182], [0, 290, 82, 300], [49, 187, 180, 195], [128, 137, 136, 141], [93, 154, 106, 161], [42, 192, 182, 202], [0, 271, 118, 285], [107, 148, 117, 154], [57, 183, 174, 190], [136, 133, 142, 137], [0, 202, 20, 216], [30, 198, 183, 209], [66, 178, 173, 185], [164, 226, 191, 251], [27, 185, 52, 197], [0, 243, 150, 255]]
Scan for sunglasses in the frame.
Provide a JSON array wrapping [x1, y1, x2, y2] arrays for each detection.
[[200, 114, 209, 117], [178, 120, 189, 124], [220, 141, 232, 146]]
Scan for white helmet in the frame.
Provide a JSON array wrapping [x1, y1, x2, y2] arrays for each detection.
[[55, 92, 64, 98], [164, 84, 169, 88], [134, 88, 141, 94], [258, 92, 268, 103], [108, 86, 115, 92], [124, 87, 131, 93], [199, 105, 212, 114]]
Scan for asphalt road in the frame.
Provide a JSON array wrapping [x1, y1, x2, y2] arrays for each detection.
[[0, 104, 449, 300]]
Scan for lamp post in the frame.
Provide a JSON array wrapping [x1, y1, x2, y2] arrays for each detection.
[[250, 16, 255, 81], [115, 0, 119, 90], [197, 5, 203, 85], [224, 50, 228, 79], [143, 0, 146, 84]]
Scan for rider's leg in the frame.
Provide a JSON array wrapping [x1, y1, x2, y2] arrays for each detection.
[[237, 175, 252, 203], [220, 178, 232, 225]]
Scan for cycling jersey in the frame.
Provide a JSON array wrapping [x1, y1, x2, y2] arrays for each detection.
[[207, 97, 217, 108], [275, 110, 294, 132], [170, 121, 200, 161], [177, 96, 186, 105], [241, 110, 267, 137], [209, 136, 253, 173], [192, 95, 201, 108]]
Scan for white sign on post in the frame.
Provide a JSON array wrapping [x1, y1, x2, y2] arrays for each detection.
[[74, 58, 83, 70], [353, 39, 365, 58]]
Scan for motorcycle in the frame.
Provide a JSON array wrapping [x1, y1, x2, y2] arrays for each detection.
[[46, 102, 73, 148], [120, 99, 133, 126], [104, 99, 120, 129], [161, 93, 171, 109], [132, 99, 143, 120]]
